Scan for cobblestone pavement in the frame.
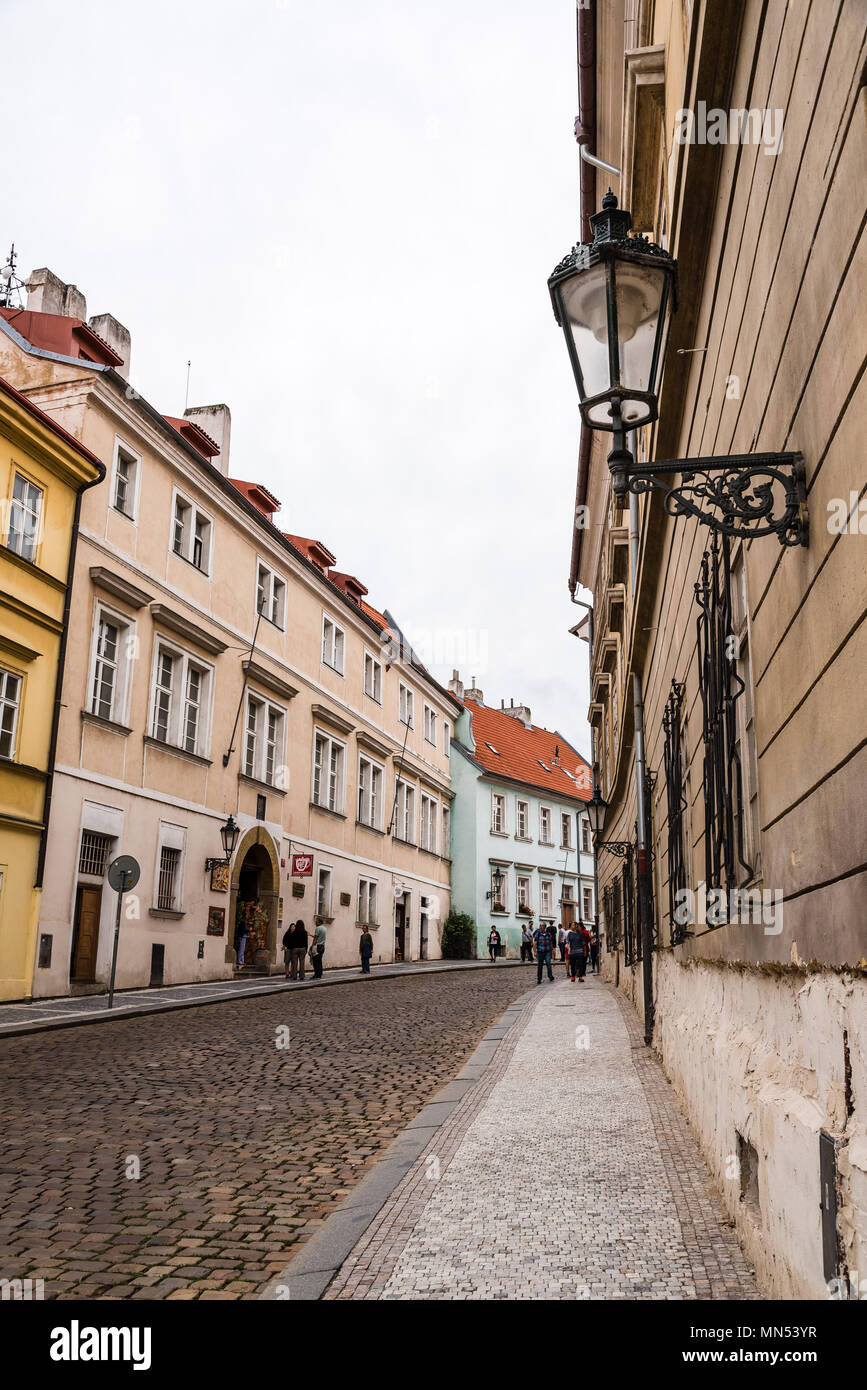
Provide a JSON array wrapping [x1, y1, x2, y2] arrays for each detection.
[[325, 977, 758, 1300], [0, 969, 533, 1300]]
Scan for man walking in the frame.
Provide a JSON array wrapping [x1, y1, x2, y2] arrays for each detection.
[[521, 922, 534, 963], [311, 919, 327, 979], [567, 924, 587, 982], [359, 927, 374, 973], [533, 921, 554, 984]]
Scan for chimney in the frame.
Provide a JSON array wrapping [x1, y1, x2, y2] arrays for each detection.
[[502, 700, 533, 728], [447, 669, 464, 700], [89, 313, 131, 381], [26, 268, 86, 319], [464, 676, 484, 704], [184, 404, 231, 476]]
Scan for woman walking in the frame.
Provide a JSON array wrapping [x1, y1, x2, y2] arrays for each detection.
[[487, 926, 501, 962]]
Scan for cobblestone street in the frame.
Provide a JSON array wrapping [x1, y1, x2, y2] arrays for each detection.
[[0, 969, 532, 1300], [324, 976, 758, 1300]]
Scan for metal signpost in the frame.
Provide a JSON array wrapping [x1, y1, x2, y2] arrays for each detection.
[[106, 855, 140, 1009]]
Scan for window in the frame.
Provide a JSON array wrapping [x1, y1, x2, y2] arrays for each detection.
[[516, 799, 529, 839], [157, 846, 181, 911], [394, 778, 415, 843], [358, 878, 379, 926], [316, 866, 332, 919], [112, 441, 140, 520], [423, 703, 437, 745], [539, 807, 552, 844], [321, 615, 345, 674], [312, 729, 345, 811], [491, 868, 507, 911], [541, 880, 553, 917], [441, 803, 450, 855], [150, 643, 212, 757], [78, 831, 110, 877], [7, 473, 43, 562], [561, 812, 573, 849], [517, 875, 531, 912], [364, 651, 382, 703], [420, 793, 438, 852], [583, 886, 594, 921], [581, 819, 591, 855], [485, 742, 500, 755], [562, 883, 574, 902], [443, 721, 450, 754], [399, 682, 414, 727], [171, 492, 212, 573], [357, 754, 384, 829], [256, 563, 286, 628], [731, 546, 760, 880], [0, 669, 21, 760], [491, 792, 506, 834], [243, 695, 286, 786], [90, 614, 123, 721]]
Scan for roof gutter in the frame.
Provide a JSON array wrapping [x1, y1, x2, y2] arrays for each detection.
[[568, 0, 597, 597]]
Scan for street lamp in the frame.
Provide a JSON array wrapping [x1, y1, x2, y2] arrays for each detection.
[[206, 814, 240, 871], [486, 866, 505, 904], [584, 786, 632, 858], [548, 191, 807, 546]]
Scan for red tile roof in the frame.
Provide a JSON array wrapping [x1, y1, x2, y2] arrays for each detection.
[[229, 477, 281, 517], [283, 534, 336, 570], [164, 415, 221, 458], [460, 699, 591, 802], [0, 308, 123, 366]]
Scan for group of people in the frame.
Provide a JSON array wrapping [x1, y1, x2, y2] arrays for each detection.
[[278, 920, 376, 979], [487, 921, 598, 983]]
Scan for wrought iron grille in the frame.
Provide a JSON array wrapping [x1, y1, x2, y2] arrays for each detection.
[[663, 681, 690, 945], [694, 531, 754, 903], [78, 832, 110, 877], [609, 877, 622, 952], [157, 847, 181, 911], [622, 850, 636, 966]]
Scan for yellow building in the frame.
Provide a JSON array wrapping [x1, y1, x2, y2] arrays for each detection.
[[0, 376, 103, 1000]]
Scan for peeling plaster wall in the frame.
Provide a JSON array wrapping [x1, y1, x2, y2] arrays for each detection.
[[654, 954, 867, 1299]]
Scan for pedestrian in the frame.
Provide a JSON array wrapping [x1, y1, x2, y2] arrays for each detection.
[[359, 927, 374, 974], [590, 933, 600, 974], [487, 926, 501, 962], [558, 925, 567, 963], [532, 921, 555, 984], [567, 924, 587, 982], [284, 919, 308, 980], [310, 919, 327, 979], [233, 913, 250, 968], [581, 923, 593, 970], [520, 922, 534, 963]]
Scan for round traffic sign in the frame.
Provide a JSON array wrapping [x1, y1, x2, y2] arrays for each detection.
[[108, 854, 141, 892]]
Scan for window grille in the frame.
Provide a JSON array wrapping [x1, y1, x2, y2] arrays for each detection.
[[663, 681, 689, 945], [158, 846, 181, 910], [79, 832, 110, 877]]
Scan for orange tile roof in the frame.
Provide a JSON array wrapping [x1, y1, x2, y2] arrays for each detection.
[[460, 699, 591, 802]]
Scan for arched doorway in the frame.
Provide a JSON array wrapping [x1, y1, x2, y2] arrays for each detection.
[[228, 827, 280, 969]]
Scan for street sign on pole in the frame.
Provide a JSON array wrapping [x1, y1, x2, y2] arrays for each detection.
[[106, 855, 140, 1009]]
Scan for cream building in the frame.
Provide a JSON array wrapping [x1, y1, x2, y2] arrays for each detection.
[[0, 272, 459, 997], [561, 0, 867, 1297]]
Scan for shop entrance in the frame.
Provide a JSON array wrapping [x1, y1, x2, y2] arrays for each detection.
[[229, 829, 280, 969], [71, 885, 101, 981]]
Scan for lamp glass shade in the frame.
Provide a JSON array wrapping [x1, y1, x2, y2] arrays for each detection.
[[586, 790, 607, 838], [554, 262, 610, 403], [614, 259, 671, 423], [220, 815, 239, 859]]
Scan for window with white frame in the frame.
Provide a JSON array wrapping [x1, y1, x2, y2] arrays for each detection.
[[443, 720, 450, 754], [562, 882, 574, 902], [581, 818, 591, 854], [172, 492, 212, 573], [155, 823, 186, 912], [399, 682, 414, 727], [89, 607, 133, 724], [321, 615, 345, 674], [394, 778, 415, 843], [0, 669, 21, 760], [423, 703, 437, 745], [316, 865, 332, 919], [358, 877, 379, 926], [541, 879, 553, 917], [312, 729, 345, 811], [582, 886, 594, 921], [78, 831, 111, 877], [243, 694, 286, 786], [539, 806, 552, 843], [516, 799, 529, 839], [150, 642, 212, 757], [363, 651, 382, 703], [561, 812, 573, 848], [7, 473, 43, 562], [491, 792, 506, 834], [441, 803, 450, 855], [357, 754, 384, 829], [112, 440, 140, 520], [256, 562, 286, 628], [517, 875, 531, 912], [420, 793, 438, 853]]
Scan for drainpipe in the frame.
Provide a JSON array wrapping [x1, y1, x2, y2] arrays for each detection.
[[632, 671, 654, 1044]]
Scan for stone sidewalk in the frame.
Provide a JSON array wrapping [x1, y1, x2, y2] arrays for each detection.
[[322, 976, 758, 1300]]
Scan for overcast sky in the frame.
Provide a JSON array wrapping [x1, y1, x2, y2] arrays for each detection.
[[5, 0, 592, 755]]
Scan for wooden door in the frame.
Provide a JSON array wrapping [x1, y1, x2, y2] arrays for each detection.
[[562, 899, 577, 930], [394, 903, 405, 961], [72, 886, 102, 980]]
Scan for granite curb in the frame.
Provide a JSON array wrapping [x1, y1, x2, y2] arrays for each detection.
[[258, 985, 539, 1301]]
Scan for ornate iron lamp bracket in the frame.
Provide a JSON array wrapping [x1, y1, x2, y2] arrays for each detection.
[[597, 840, 633, 859], [622, 450, 808, 548]]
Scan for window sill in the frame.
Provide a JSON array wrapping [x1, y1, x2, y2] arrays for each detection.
[[81, 709, 133, 737], [418, 846, 440, 860], [514, 834, 533, 843], [322, 661, 345, 677], [490, 910, 510, 917], [392, 834, 416, 848], [357, 921, 380, 929], [310, 801, 346, 820], [171, 547, 211, 578], [356, 819, 385, 835], [490, 830, 509, 839], [363, 693, 383, 706], [149, 908, 185, 920], [111, 505, 137, 523], [144, 735, 212, 767], [239, 772, 285, 796]]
